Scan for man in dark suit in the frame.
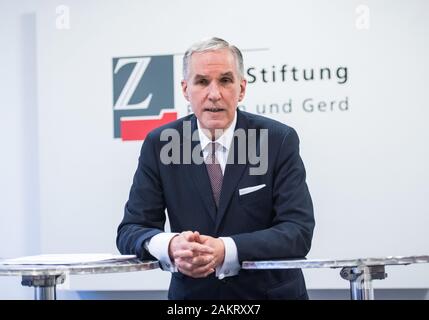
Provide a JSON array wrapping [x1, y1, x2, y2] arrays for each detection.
[[117, 37, 315, 299]]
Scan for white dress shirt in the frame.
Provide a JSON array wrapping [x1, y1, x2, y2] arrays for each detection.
[[144, 111, 241, 279]]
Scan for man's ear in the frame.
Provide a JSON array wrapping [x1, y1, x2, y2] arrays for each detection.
[[238, 78, 247, 102], [181, 80, 189, 101]]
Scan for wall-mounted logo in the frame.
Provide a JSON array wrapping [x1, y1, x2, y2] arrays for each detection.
[[113, 55, 177, 141]]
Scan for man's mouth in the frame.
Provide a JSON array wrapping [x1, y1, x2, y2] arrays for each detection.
[[204, 107, 224, 113]]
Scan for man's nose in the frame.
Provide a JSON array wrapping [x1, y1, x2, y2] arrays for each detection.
[[207, 82, 221, 101]]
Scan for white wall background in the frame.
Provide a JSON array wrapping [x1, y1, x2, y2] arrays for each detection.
[[1, 0, 428, 299], [0, 0, 40, 299]]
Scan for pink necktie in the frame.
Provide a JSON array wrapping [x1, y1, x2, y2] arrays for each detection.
[[205, 142, 223, 209]]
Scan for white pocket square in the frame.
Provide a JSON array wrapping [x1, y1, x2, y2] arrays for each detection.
[[239, 184, 266, 196]]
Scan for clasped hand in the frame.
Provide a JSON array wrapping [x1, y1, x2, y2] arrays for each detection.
[[168, 231, 225, 278]]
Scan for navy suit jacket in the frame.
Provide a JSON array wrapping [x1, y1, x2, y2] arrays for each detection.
[[117, 110, 315, 299]]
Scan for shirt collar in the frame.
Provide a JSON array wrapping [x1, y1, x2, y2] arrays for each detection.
[[197, 110, 237, 152]]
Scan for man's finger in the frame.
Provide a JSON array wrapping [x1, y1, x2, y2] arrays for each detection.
[[173, 243, 214, 257], [188, 242, 214, 254], [204, 268, 215, 277], [175, 259, 194, 271], [176, 255, 215, 271], [187, 262, 216, 276], [193, 231, 201, 242], [172, 249, 194, 259], [182, 231, 195, 242], [177, 262, 216, 278], [177, 254, 213, 267], [191, 254, 214, 266], [197, 234, 210, 242]]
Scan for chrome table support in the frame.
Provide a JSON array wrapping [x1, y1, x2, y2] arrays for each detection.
[[242, 255, 429, 300], [0, 258, 159, 300], [21, 274, 66, 300], [340, 265, 387, 300]]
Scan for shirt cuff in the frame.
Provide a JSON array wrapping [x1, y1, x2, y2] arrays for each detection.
[[216, 237, 241, 279], [144, 232, 178, 272]]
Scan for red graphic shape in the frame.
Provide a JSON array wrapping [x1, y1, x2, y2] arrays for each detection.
[[120, 111, 178, 141]]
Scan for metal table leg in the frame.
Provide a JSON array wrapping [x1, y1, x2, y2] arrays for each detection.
[[21, 274, 66, 300], [340, 265, 387, 300]]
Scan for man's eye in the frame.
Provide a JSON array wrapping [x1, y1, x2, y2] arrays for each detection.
[[220, 78, 232, 84], [196, 79, 208, 85]]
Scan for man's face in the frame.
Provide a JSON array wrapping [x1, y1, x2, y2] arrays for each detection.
[[182, 49, 246, 134]]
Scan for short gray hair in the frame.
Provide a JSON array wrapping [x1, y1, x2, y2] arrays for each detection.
[[182, 37, 244, 80]]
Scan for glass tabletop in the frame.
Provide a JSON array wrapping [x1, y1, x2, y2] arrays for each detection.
[[0, 258, 159, 276], [242, 255, 429, 269]]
